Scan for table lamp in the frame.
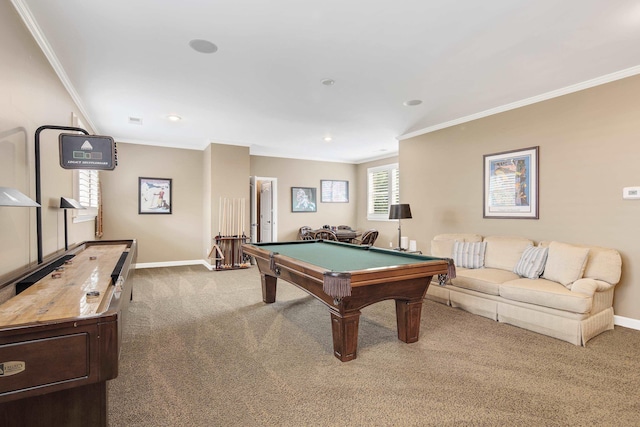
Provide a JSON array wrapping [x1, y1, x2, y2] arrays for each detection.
[[60, 197, 85, 250], [0, 187, 40, 207], [389, 204, 412, 251]]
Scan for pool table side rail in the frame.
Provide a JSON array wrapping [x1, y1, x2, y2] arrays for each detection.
[[242, 242, 451, 298]]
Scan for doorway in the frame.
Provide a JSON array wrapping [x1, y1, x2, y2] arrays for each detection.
[[250, 176, 278, 243]]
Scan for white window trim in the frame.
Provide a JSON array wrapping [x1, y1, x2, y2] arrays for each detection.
[[367, 163, 399, 221], [70, 113, 98, 223]]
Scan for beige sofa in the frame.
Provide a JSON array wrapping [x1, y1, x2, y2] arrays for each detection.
[[426, 234, 622, 346]]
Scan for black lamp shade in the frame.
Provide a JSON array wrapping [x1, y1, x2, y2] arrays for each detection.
[[60, 197, 85, 209], [389, 204, 412, 220]]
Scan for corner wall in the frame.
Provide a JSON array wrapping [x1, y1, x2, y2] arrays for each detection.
[[400, 74, 640, 321], [250, 156, 357, 241], [100, 142, 203, 264], [355, 156, 400, 249]]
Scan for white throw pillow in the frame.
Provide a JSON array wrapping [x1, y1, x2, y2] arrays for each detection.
[[542, 241, 590, 287], [452, 241, 486, 269], [513, 245, 548, 279]]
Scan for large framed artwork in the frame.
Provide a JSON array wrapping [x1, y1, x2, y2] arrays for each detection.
[[139, 177, 172, 214], [483, 146, 539, 219], [320, 180, 349, 203], [291, 187, 317, 212]]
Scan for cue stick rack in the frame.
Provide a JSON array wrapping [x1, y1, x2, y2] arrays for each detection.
[[209, 197, 251, 271]]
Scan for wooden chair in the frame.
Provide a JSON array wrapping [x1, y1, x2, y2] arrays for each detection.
[[298, 226, 314, 240], [313, 229, 338, 241], [356, 229, 378, 246]]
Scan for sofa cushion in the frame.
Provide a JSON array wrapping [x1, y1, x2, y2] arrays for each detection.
[[452, 241, 486, 269], [451, 268, 519, 295], [430, 234, 483, 258], [539, 241, 621, 285], [500, 278, 592, 314], [582, 246, 622, 285], [513, 245, 548, 279], [542, 241, 590, 287], [483, 236, 534, 271]]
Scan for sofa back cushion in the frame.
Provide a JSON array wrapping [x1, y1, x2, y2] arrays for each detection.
[[430, 233, 483, 258], [539, 241, 622, 285], [542, 241, 590, 287], [483, 236, 534, 271]]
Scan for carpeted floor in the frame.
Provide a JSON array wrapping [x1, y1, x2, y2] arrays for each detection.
[[108, 265, 640, 426]]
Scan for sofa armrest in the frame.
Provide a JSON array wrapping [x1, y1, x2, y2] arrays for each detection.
[[571, 278, 613, 296]]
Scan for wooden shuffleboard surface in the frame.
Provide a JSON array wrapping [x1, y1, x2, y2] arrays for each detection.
[[0, 244, 128, 326]]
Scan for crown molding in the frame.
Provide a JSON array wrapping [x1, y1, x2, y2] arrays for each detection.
[[11, 0, 98, 133], [399, 65, 640, 141]]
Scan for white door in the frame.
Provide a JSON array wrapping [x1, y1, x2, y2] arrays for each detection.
[[260, 181, 273, 242], [249, 176, 257, 242], [250, 176, 278, 243]]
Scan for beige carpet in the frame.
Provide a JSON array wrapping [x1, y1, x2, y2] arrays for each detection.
[[108, 266, 640, 426]]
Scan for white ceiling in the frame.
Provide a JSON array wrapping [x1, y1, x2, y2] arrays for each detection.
[[13, 0, 640, 163]]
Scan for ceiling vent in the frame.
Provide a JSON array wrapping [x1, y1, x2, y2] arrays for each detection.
[[128, 117, 143, 125]]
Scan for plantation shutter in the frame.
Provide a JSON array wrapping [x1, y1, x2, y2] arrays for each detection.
[[367, 164, 399, 220]]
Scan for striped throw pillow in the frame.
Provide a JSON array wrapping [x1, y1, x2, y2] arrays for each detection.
[[452, 241, 487, 269], [514, 245, 548, 279]]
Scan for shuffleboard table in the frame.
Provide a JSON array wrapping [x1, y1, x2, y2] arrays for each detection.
[[242, 240, 454, 362], [0, 239, 136, 427]]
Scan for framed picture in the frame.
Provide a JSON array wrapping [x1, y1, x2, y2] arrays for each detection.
[[139, 177, 172, 214], [483, 146, 539, 219], [320, 180, 349, 203], [291, 187, 317, 212]]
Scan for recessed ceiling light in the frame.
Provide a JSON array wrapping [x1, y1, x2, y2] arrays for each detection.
[[403, 99, 422, 106], [167, 115, 182, 122], [189, 39, 218, 54], [321, 79, 335, 86], [128, 117, 143, 125], [323, 136, 333, 142]]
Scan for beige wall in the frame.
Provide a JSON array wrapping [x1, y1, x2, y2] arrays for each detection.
[[100, 143, 203, 264], [400, 75, 640, 320], [0, 0, 95, 279], [209, 143, 251, 241], [3, 0, 639, 323], [250, 156, 357, 241]]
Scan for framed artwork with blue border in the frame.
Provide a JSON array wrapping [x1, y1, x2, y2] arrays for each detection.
[[483, 146, 539, 219]]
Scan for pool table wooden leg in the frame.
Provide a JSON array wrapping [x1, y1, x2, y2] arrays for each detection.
[[261, 274, 277, 303], [330, 311, 360, 362], [395, 299, 423, 343]]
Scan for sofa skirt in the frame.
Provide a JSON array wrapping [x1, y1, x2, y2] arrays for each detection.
[[426, 284, 614, 346]]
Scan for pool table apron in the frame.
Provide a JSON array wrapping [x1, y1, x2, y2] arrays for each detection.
[[250, 252, 450, 362]]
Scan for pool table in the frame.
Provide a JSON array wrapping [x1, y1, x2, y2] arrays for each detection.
[[242, 240, 455, 362]]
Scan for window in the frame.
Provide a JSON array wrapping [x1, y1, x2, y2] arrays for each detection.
[[73, 169, 99, 221], [71, 113, 99, 222], [367, 163, 399, 220]]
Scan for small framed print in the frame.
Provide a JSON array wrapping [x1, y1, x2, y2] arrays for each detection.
[[291, 187, 317, 212], [321, 180, 349, 203], [139, 177, 172, 214]]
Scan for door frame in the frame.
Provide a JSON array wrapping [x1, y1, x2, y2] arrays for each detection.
[[250, 176, 278, 243]]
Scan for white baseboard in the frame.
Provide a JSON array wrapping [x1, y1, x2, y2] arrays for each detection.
[[614, 315, 640, 331], [135, 259, 214, 271]]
